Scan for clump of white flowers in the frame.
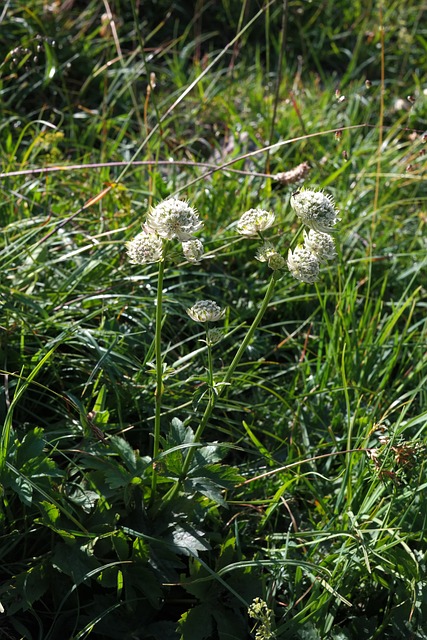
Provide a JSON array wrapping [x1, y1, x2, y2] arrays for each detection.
[[237, 208, 285, 274], [187, 300, 225, 323], [287, 245, 320, 284], [237, 208, 275, 237], [303, 229, 337, 263], [290, 188, 339, 234], [287, 187, 339, 284], [126, 229, 164, 265], [146, 197, 203, 240], [248, 597, 276, 640], [126, 197, 203, 266]]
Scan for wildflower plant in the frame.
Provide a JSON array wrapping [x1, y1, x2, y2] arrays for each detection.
[[126, 190, 340, 508], [126, 197, 204, 501]]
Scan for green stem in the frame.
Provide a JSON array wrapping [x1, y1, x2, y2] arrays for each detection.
[[150, 259, 165, 503], [161, 274, 277, 509], [221, 275, 276, 389]]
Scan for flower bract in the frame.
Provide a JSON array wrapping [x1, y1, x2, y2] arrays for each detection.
[[256, 242, 285, 271]]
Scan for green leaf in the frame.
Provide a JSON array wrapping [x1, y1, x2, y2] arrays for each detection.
[[187, 477, 227, 505], [7, 563, 49, 614], [52, 542, 100, 585], [212, 603, 247, 639], [168, 418, 195, 447], [8, 474, 33, 506], [168, 524, 210, 557], [178, 604, 213, 640], [188, 463, 244, 488], [15, 427, 46, 466]]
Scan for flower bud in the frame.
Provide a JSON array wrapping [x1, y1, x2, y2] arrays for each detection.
[[182, 238, 204, 263]]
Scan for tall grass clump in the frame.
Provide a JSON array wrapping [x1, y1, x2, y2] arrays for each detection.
[[1, 1, 426, 639]]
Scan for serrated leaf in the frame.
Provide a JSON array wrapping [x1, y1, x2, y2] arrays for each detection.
[[186, 477, 226, 505], [109, 436, 138, 470], [132, 537, 149, 562], [213, 602, 247, 639], [168, 418, 195, 446], [9, 474, 33, 506], [66, 486, 100, 513], [193, 444, 223, 466], [38, 500, 61, 525]]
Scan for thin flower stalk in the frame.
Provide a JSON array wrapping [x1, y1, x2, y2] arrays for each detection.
[[162, 275, 277, 507], [150, 259, 165, 503]]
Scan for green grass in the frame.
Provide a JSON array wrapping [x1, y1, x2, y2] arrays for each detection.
[[1, 1, 427, 639]]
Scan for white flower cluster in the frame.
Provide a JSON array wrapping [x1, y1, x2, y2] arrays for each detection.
[[237, 208, 275, 237], [146, 198, 203, 241], [187, 300, 225, 323], [126, 197, 204, 265], [287, 188, 338, 284], [126, 230, 163, 265], [290, 189, 339, 234], [237, 207, 285, 272]]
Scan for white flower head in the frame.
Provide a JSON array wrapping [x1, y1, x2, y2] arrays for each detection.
[[182, 238, 204, 263], [146, 197, 203, 241], [290, 188, 339, 233], [126, 230, 163, 264], [303, 229, 337, 263], [187, 300, 225, 323], [287, 245, 320, 284], [237, 208, 275, 236], [256, 242, 285, 271]]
